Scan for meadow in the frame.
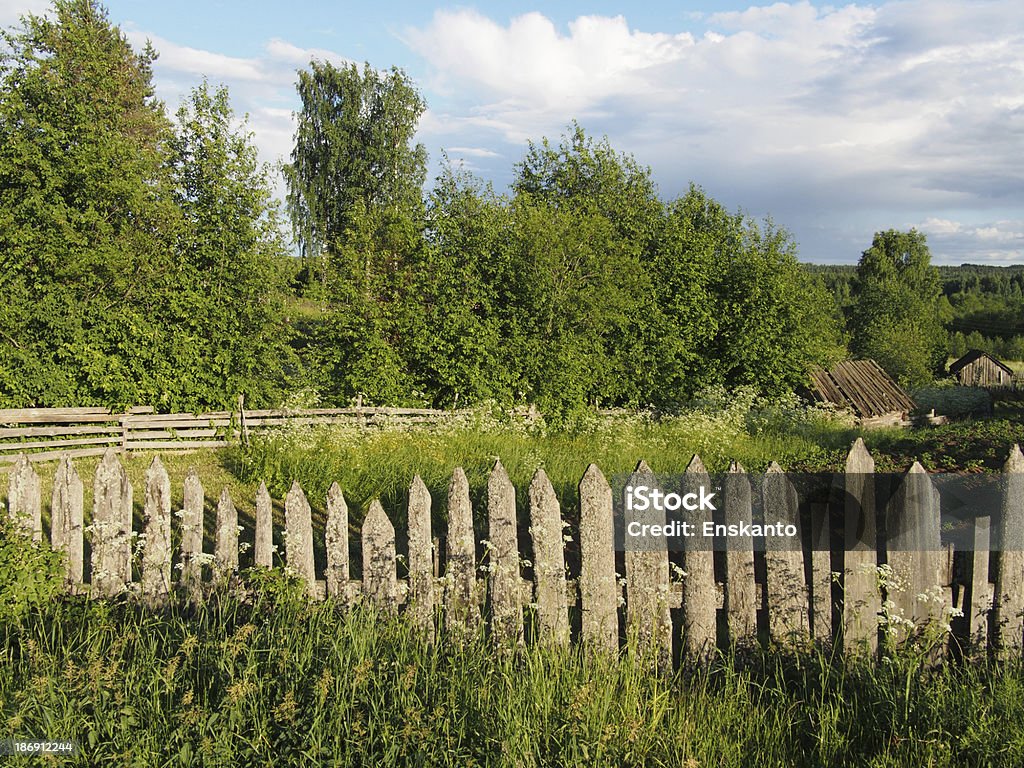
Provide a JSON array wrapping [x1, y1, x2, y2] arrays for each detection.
[[4, 395, 1024, 766]]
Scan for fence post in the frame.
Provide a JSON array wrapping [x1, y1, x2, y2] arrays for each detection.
[[763, 462, 807, 644], [578, 463, 618, 655], [681, 454, 717, 662], [407, 475, 434, 639], [142, 457, 172, 606], [255, 480, 273, 569], [215, 488, 238, 580], [993, 444, 1024, 655], [885, 462, 945, 646], [488, 459, 523, 646], [529, 467, 569, 646], [8, 454, 41, 542], [325, 481, 349, 600], [724, 461, 757, 645], [625, 460, 672, 670], [180, 468, 204, 602], [444, 467, 480, 637], [362, 499, 397, 613], [91, 448, 132, 597], [810, 502, 833, 643], [285, 480, 316, 598], [843, 438, 879, 656], [51, 455, 84, 589]]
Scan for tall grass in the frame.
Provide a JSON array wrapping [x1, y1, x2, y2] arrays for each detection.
[[2, 575, 1023, 767]]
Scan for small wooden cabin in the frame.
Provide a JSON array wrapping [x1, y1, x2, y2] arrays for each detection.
[[807, 359, 916, 428], [948, 350, 1015, 387]]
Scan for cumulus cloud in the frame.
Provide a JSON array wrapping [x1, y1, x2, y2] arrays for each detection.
[[404, 1, 1024, 262]]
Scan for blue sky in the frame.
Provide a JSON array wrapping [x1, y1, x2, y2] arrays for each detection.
[[2, 0, 1022, 264]]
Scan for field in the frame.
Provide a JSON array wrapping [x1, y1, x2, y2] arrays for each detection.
[[4, 397, 1024, 766]]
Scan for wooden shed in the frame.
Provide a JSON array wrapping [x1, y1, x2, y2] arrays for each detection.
[[807, 359, 916, 428], [948, 350, 1015, 387]]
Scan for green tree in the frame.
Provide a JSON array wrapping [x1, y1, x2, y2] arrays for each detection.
[[166, 80, 296, 408], [284, 60, 426, 266], [849, 229, 947, 388], [0, 0, 179, 407]]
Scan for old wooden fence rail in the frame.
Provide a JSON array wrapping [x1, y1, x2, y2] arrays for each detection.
[[4, 440, 1024, 666], [0, 403, 491, 463]]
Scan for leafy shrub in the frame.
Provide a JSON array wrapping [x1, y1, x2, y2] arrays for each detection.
[[0, 512, 65, 625], [912, 381, 990, 418]]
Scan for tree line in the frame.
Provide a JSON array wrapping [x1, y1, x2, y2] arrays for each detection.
[[1, 0, 995, 417]]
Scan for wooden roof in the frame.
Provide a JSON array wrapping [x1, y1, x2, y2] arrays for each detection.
[[948, 349, 1014, 377], [808, 360, 916, 418]]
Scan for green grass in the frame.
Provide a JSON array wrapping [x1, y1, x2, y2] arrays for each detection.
[[2, 578, 1023, 767]]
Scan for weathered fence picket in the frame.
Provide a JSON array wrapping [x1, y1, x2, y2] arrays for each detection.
[[142, 457, 172, 605], [407, 475, 434, 638], [529, 468, 569, 646], [285, 480, 316, 598], [255, 480, 273, 569], [444, 467, 479, 637], [8, 454, 41, 541], [362, 500, 398, 613], [724, 461, 757, 645], [625, 460, 672, 670], [994, 446, 1024, 654], [90, 449, 132, 598], [215, 488, 238, 579], [8, 442, 1024, 667], [578, 463, 618, 654], [487, 460, 523, 646], [180, 469, 204, 600], [843, 438, 879, 654], [763, 463, 807, 643], [325, 481, 349, 600], [51, 456, 83, 587], [682, 454, 717, 662]]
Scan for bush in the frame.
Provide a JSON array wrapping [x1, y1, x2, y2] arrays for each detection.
[[0, 513, 65, 625], [912, 382, 991, 418]]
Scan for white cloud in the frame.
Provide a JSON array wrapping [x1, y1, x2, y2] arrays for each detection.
[[403, 2, 1024, 262], [0, 0, 47, 28]]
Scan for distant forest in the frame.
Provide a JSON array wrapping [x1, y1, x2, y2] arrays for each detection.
[[810, 264, 1024, 362]]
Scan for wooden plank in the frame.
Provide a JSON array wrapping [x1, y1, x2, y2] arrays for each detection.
[[285, 480, 316, 598], [1, 447, 111, 464], [0, 424, 122, 438], [0, 435, 122, 452], [407, 475, 434, 638], [119, 429, 221, 441], [0, 407, 113, 422], [51, 456, 84, 588], [578, 463, 618, 654], [444, 467, 480, 637], [965, 511, 992, 647], [362, 499, 398, 613], [90, 449, 132, 598], [529, 467, 569, 647], [763, 463, 808, 644], [724, 461, 757, 645], [7, 454, 41, 542], [142, 456, 172, 606], [681, 454, 717, 662], [487, 459, 523, 646], [993, 444, 1024, 655], [180, 469, 204, 602], [254, 481, 274, 569], [885, 463, 945, 646], [119, 411, 232, 424], [325, 482, 349, 598], [215, 487, 238, 579], [625, 460, 672, 670], [810, 502, 833, 643], [843, 438, 879, 655], [124, 440, 231, 451]]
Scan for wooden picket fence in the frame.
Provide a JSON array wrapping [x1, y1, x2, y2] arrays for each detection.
[[5, 439, 1024, 666], [0, 402, 507, 463]]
